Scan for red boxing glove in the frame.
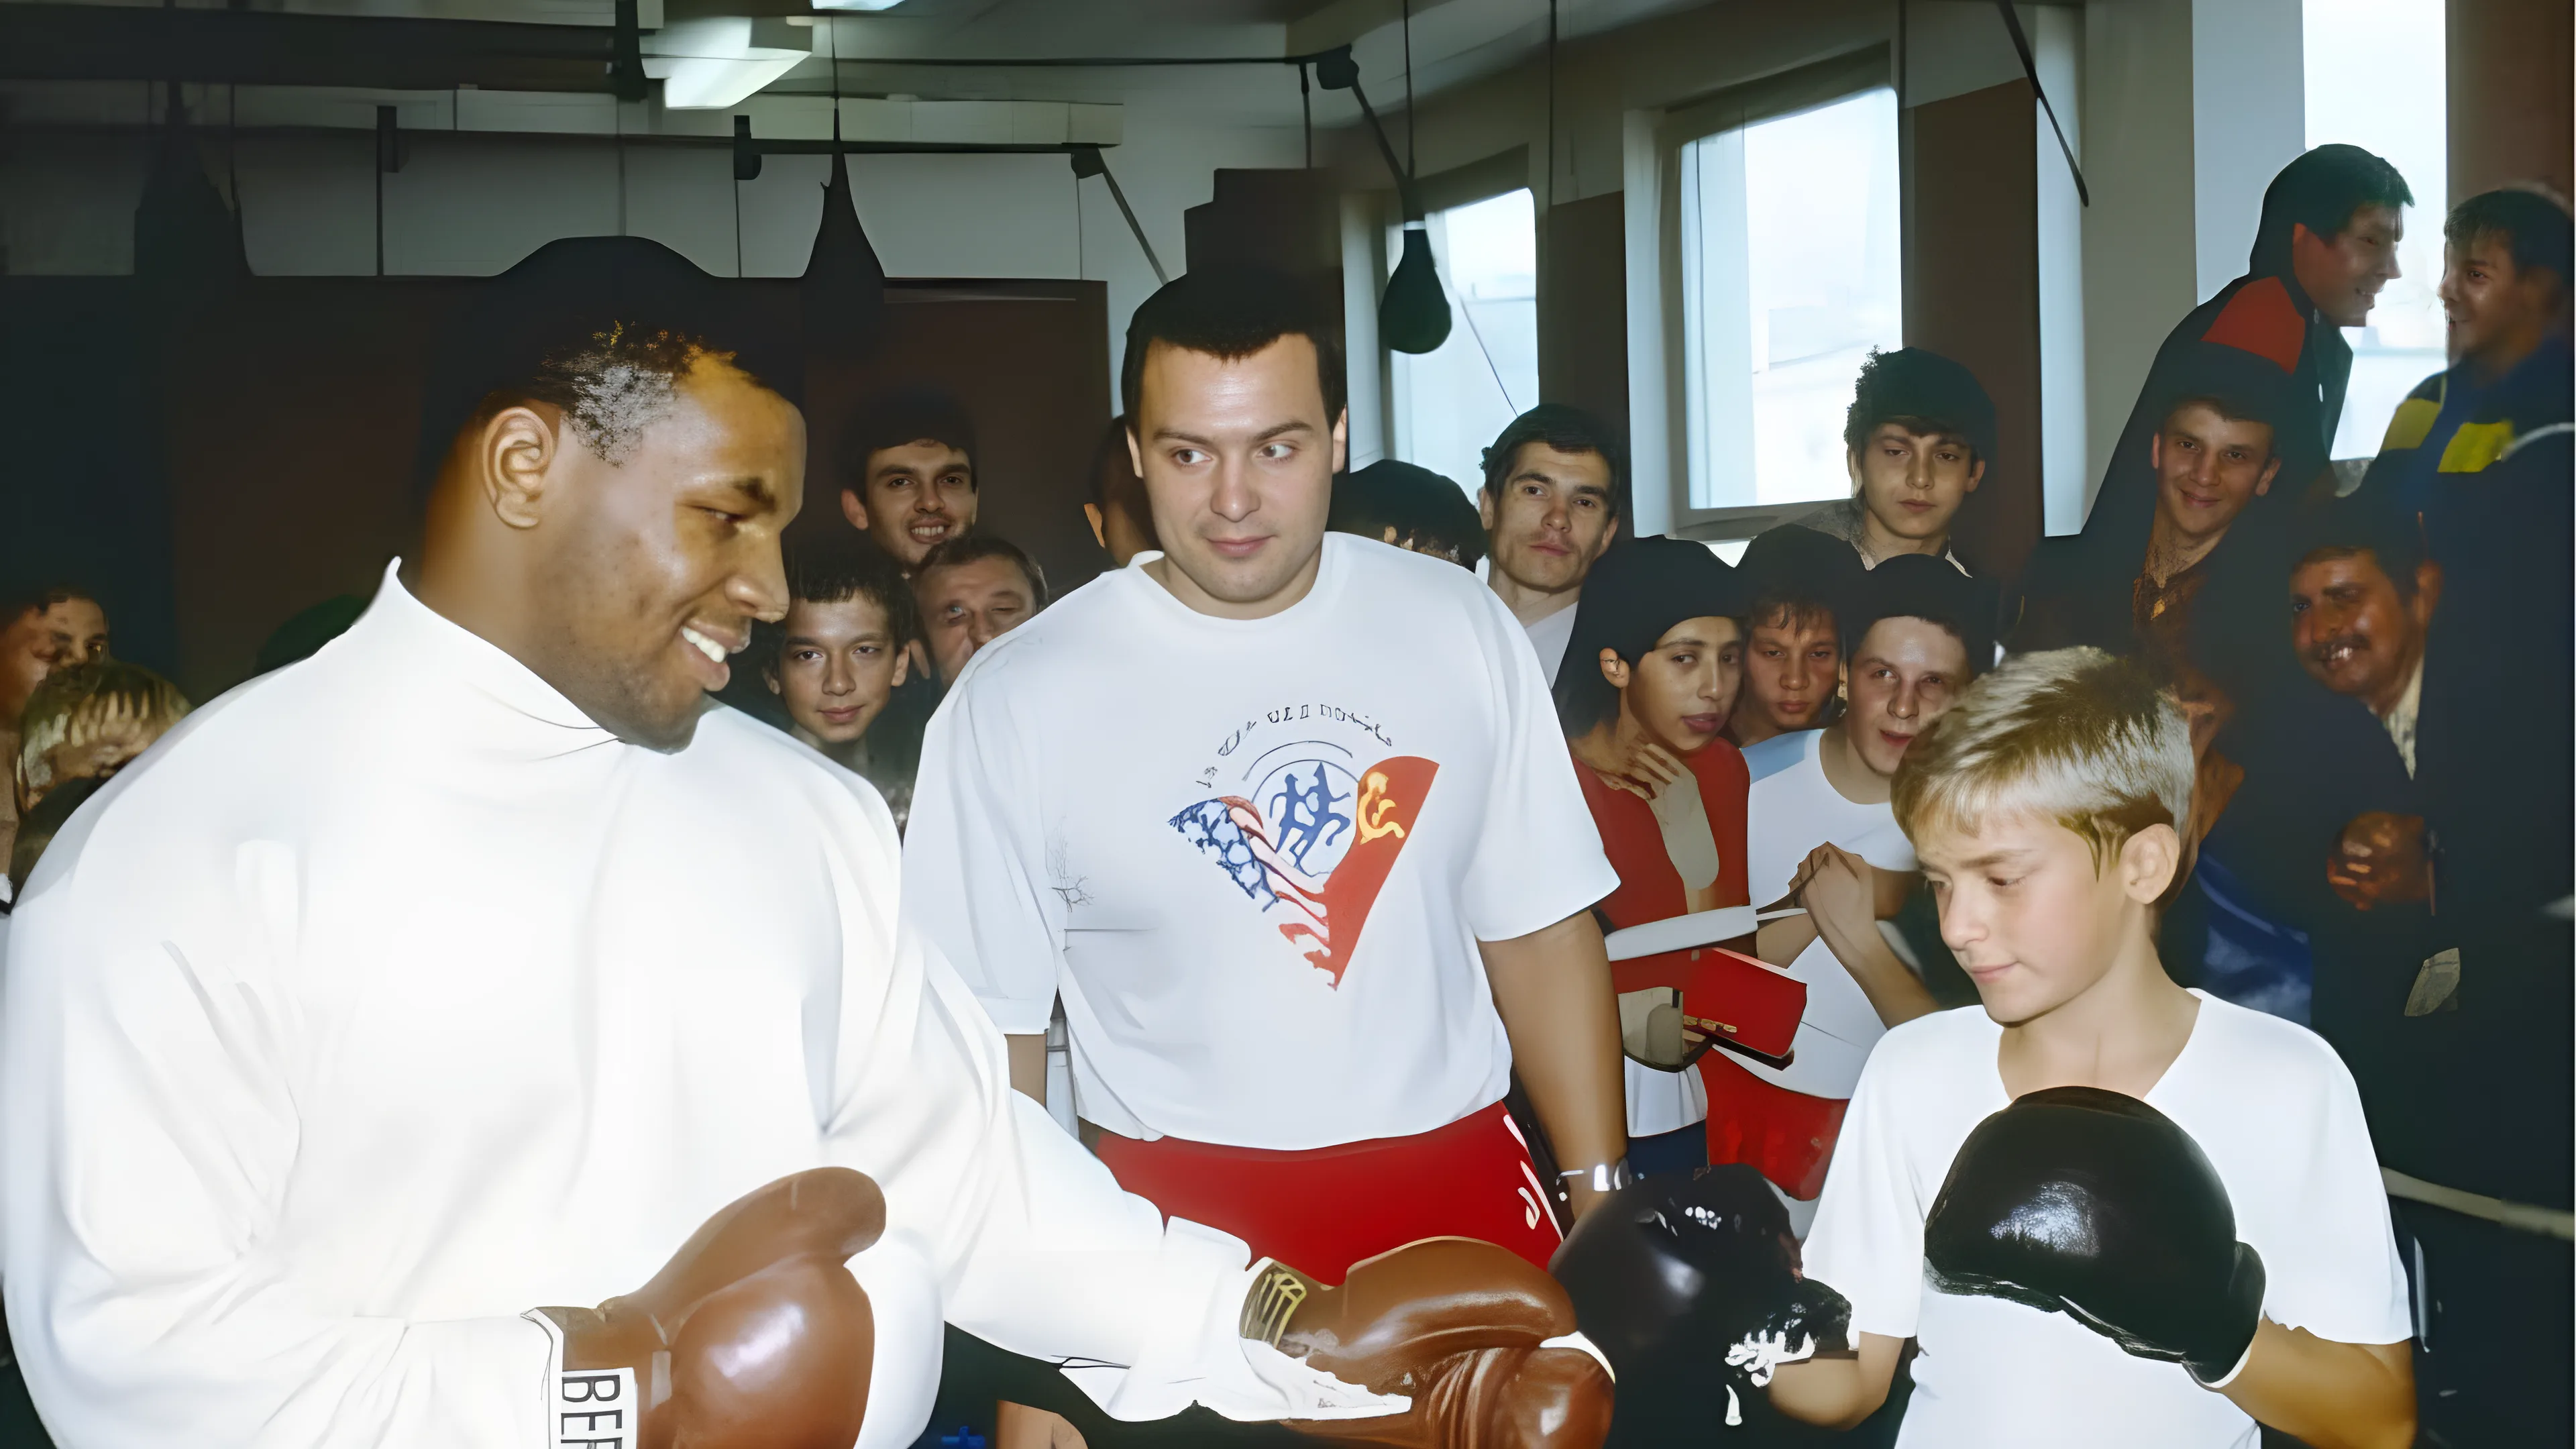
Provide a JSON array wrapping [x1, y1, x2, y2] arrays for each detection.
[[528, 1167, 887, 1449], [1250, 1238, 1614, 1449]]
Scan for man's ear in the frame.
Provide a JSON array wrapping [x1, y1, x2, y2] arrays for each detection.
[[479, 405, 559, 530], [2414, 560, 2444, 624], [762, 663, 782, 696], [1964, 458, 1986, 494], [1083, 502, 1108, 551], [891, 641, 912, 689], [1845, 446, 1865, 493], [841, 486, 870, 533], [2148, 433, 2163, 473], [1477, 485, 1499, 533], [1330, 407, 1349, 476], [2119, 822, 2184, 905], [2255, 454, 2282, 496], [1598, 648, 1630, 690]]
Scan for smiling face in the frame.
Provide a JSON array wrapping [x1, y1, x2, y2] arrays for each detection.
[[1737, 607, 1839, 741], [526, 354, 804, 751], [2291, 204, 2404, 328], [1919, 810, 2176, 1026], [1480, 443, 1619, 595], [2438, 232, 2565, 373], [847, 439, 976, 569], [1613, 616, 1744, 755], [766, 592, 908, 748], [2290, 549, 2434, 716], [1130, 335, 1346, 619], [1847, 423, 1982, 546], [917, 554, 1038, 684], [2150, 402, 2281, 552], [0, 597, 109, 723], [1841, 616, 1970, 778]]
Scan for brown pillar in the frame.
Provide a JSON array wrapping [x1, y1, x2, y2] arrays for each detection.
[[1538, 192, 1629, 447], [1904, 79, 2043, 583], [2448, 0, 2574, 205]]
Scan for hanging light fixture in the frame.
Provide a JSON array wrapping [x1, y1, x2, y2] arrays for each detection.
[[133, 80, 246, 310], [799, 23, 888, 356], [1313, 46, 1448, 354]]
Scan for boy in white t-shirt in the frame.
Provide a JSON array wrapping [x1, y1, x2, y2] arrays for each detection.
[[1720, 553, 1989, 1232], [1768, 647, 2415, 1448]]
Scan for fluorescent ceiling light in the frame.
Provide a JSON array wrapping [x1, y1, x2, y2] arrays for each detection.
[[812, 1, 908, 10], [643, 17, 811, 109]]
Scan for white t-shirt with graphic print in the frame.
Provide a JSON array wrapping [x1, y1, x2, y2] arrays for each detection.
[[904, 535, 1620, 1150]]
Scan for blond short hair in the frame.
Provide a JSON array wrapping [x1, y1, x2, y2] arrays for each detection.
[[15, 659, 190, 798], [1892, 647, 2193, 869]]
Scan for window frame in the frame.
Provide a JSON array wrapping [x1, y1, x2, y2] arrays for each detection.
[[1654, 46, 1896, 541]]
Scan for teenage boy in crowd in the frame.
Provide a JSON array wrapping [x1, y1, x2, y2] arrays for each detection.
[[2364, 186, 2571, 527], [1743, 347, 1994, 574], [914, 534, 1047, 686], [1330, 458, 1486, 568], [0, 581, 109, 879], [761, 531, 925, 832], [2081, 145, 2407, 561], [841, 386, 980, 571], [1727, 555, 1990, 1234], [1556, 537, 1749, 1179], [1085, 413, 1159, 568], [1479, 404, 1627, 684], [904, 268, 1628, 1289], [1725, 525, 1861, 749], [1768, 647, 2415, 1449]]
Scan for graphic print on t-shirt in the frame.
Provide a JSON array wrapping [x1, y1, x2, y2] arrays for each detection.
[[1169, 707, 1437, 987]]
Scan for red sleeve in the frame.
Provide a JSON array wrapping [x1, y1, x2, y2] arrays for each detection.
[[2198, 275, 2306, 374]]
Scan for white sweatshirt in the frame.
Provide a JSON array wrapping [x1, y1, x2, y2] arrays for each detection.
[[0, 566, 1320, 1449]]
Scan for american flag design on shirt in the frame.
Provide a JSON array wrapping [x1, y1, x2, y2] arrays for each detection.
[[1171, 754, 1437, 987]]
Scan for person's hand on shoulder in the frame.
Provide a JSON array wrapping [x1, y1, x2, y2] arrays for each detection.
[[2327, 812, 2431, 912]]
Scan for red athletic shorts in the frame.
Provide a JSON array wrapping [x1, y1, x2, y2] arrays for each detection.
[[1093, 1100, 1564, 1285], [1698, 1051, 1849, 1203]]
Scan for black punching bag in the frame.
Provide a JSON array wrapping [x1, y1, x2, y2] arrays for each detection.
[[1379, 223, 1451, 354]]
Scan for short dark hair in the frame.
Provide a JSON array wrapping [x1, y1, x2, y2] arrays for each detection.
[[0, 580, 97, 631], [2443, 186, 2575, 290], [413, 237, 802, 498], [1120, 265, 1346, 422], [1735, 524, 1862, 640], [843, 387, 977, 491], [1330, 460, 1486, 568], [1843, 347, 1998, 468], [1552, 535, 1741, 736], [1840, 551, 1996, 678], [1479, 404, 1631, 523], [2294, 494, 2428, 602], [915, 533, 1049, 610], [786, 531, 921, 643], [2251, 144, 2414, 274]]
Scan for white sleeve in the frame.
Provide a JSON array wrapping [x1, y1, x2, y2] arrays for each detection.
[[1460, 594, 1619, 942], [1, 837, 549, 1449], [829, 794, 1353, 1423], [1796, 1034, 1931, 1342], [2243, 1040, 2414, 1346], [900, 654, 1063, 1035]]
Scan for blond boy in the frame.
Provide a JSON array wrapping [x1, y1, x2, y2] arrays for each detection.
[[1768, 647, 2414, 1448]]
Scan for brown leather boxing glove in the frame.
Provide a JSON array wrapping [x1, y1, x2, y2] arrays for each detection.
[[1245, 1239, 1613, 1449], [527, 1167, 888, 1449]]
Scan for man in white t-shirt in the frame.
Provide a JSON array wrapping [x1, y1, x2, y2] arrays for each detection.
[[1476, 405, 1627, 685], [1769, 647, 2414, 1448], [1724, 554, 1988, 1232], [906, 267, 1629, 1287]]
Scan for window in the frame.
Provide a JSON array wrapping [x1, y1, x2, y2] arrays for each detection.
[[1387, 188, 1538, 498], [1678, 86, 1902, 517], [2304, 0, 2447, 460]]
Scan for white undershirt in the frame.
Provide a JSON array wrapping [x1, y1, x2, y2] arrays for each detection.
[[1521, 600, 1580, 687]]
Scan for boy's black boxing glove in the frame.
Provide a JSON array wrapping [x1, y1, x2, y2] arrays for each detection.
[[527, 1167, 888, 1449], [1922, 1087, 2264, 1385], [1550, 1165, 1849, 1432]]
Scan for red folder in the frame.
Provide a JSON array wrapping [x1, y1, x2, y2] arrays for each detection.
[[1609, 942, 1806, 1069]]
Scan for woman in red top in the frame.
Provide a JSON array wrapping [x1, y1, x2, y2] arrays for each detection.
[[1554, 537, 1754, 1178]]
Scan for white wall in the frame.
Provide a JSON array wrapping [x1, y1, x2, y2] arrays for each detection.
[[2080, 0, 2198, 502], [2190, 0, 2307, 301]]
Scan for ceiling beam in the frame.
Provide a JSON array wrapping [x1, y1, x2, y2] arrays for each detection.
[[0, 5, 627, 94]]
